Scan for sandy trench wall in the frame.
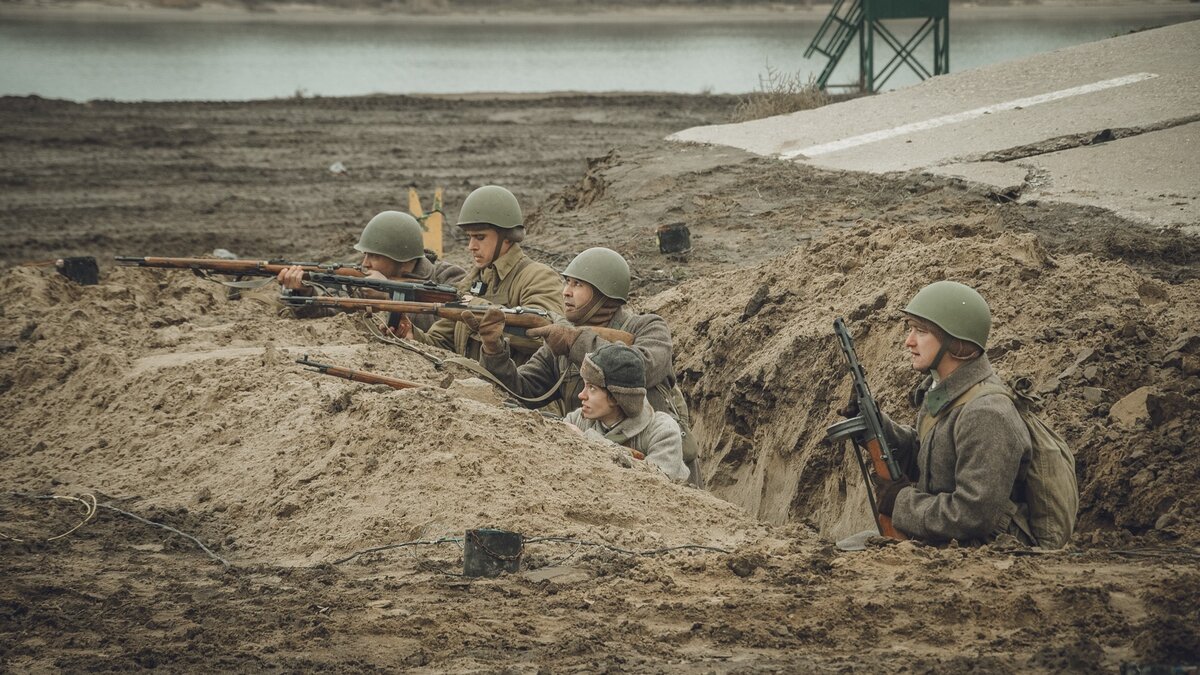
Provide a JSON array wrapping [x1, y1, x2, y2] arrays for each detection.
[[643, 218, 1200, 544], [0, 266, 767, 566]]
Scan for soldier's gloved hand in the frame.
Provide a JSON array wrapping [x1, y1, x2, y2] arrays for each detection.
[[837, 390, 860, 419], [873, 475, 911, 517], [527, 324, 582, 356], [461, 307, 506, 355]]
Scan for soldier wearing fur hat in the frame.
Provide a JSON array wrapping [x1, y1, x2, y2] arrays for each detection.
[[393, 185, 564, 362], [276, 210, 465, 330], [870, 281, 1036, 545], [460, 247, 703, 484], [563, 343, 690, 482]]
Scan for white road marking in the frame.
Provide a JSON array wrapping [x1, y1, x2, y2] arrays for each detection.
[[780, 72, 1159, 159]]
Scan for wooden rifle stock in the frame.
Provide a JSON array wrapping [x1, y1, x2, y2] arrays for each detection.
[[290, 297, 636, 346], [863, 437, 906, 540], [116, 256, 366, 278], [297, 356, 422, 390]]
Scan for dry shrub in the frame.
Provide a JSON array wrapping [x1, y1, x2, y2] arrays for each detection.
[[732, 64, 831, 123]]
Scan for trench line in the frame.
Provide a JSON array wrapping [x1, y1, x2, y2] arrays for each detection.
[[781, 72, 1159, 160]]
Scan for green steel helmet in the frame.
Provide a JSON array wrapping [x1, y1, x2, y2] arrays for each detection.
[[903, 280, 991, 351], [457, 185, 523, 230], [354, 211, 426, 263], [562, 247, 630, 302]]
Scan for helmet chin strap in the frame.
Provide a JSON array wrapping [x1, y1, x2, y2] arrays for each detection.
[[576, 294, 605, 324], [488, 233, 505, 270], [924, 342, 949, 376]]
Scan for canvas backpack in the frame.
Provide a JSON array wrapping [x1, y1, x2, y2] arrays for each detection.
[[919, 380, 1079, 549]]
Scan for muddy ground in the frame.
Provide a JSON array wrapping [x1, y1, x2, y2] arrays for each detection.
[[2, 92, 1199, 671]]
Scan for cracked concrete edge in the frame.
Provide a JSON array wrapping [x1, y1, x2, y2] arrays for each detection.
[[923, 161, 1032, 199], [956, 112, 1200, 165]]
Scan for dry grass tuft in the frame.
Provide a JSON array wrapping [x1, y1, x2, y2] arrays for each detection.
[[732, 64, 832, 123]]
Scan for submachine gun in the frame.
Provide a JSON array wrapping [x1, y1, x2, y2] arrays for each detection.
[[825, 317, 908, 541], [294, 272, 460, 330], [302, 272, 458, 303]]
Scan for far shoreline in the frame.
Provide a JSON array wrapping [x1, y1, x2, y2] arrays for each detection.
[[3, 1, 1200, 26]]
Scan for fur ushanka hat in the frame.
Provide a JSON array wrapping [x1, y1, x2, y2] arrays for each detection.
[[579, 343, 647, 418]]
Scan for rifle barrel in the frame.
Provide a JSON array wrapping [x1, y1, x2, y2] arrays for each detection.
[[115, 256, 365, 278]]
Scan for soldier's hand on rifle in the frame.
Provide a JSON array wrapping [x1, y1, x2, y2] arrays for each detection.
[[385, 314, 413, 340], [527, 324, 582, 357], [276, 265, 313, 295], [355, 269, 392, 300], [872, 474, 912, 516], [461, 307, 506, 355], [837, 389, 860, 419]]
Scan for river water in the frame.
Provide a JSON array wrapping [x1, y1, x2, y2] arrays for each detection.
[[2, 9, 1197, 102]]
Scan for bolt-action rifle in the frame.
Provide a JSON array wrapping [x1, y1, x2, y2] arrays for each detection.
[[284, 296, 636, 346], [825, 317, 908, 541], [117, 256, 365, 278], [115, 255, 367, 290], [296, 356, 423, 390]]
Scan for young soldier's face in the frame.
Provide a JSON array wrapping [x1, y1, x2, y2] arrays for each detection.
[[464, 226, 508, 269], [562, 277, 595, 314], [904, 319, 942, 372], [579, 382, 619, 422], [361, 253, 410, 279]]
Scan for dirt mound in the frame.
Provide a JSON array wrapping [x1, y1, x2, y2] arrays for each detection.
[[3, 93, 1198, 671], [528, 143, 1200, 315], [0, 266, 764, 565], [640, 216, 1200, 545]]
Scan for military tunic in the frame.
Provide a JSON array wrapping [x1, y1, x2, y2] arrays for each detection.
[[479, 306, 678, 415], [880, 355, 1034, 544], [411, 244, 564, 362]]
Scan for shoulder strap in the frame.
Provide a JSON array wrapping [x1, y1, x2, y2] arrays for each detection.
[[443, 356, 567, 406], [609, 312, 633, 332], [917, 382, 1010, 443], [508, 254, 532, 279]]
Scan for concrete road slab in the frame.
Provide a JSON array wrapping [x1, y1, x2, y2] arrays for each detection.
[[1017, 121, 1200, 231], [670, 20, 1200, 228], [930, 161, 1029, 195]]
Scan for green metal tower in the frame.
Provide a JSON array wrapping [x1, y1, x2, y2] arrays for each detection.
[[805, 0, 950, 93]]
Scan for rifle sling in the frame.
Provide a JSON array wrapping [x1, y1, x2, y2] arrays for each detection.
[[215, 276, 277, 290], [442, 356, 567, 406], [360, 315, 446, 368], [190, 268, 278, 290]]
